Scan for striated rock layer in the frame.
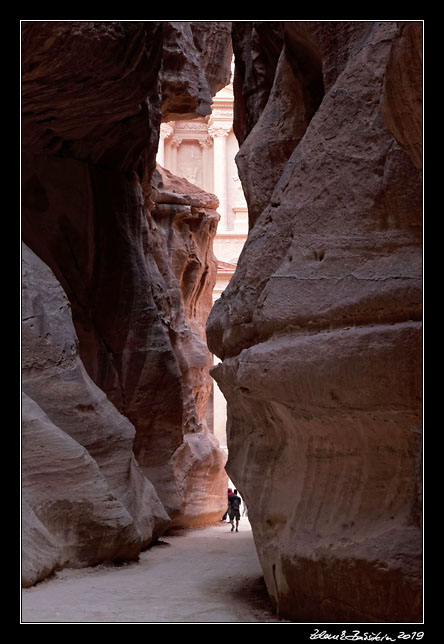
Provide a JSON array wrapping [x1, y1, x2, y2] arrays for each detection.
[[139, 165, 228, 526], [22, 243, 170, 587], [21, 20, 231, 583], [207, 21, 422, 622]]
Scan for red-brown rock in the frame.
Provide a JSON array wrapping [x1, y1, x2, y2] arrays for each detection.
[[21, 21, 231, 583], [161, 21, 232, 122], [22, 244, 170, 587], [135, 166, 228, 525], [207, 21, 423, 622]]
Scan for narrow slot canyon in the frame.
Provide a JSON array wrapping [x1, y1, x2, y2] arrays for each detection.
[[21, 21, 423, 626]]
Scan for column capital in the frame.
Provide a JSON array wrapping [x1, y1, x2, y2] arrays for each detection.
[[199, 136, 214, 150], [208, 125, 230, 139], [159, 123, 173, 140]]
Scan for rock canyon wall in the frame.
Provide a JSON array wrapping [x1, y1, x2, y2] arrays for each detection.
[[207, 21, 423, 622], [21, 20, 423, 622], [21, 21, 231, 586]]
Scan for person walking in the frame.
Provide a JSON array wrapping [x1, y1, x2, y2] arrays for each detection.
[[221, 488, 234, 521], [228, 489, 242, 532]]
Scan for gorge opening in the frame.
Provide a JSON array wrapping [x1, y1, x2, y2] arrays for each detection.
[[21, 20, 423, 626]]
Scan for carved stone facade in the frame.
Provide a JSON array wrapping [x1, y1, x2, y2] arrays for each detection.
[[157, 79, 248, 279], [157, 79, 248, 452]]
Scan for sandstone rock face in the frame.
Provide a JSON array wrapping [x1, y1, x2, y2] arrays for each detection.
[[21, 21, 231, 583], [22, 244, 170, 587], [207, 21, 422, 622], [138, 166, 228, 525], [161, 21, 232, 121], [232, 22, 324, 228]]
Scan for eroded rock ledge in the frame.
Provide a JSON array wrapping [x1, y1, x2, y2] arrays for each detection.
[[207, 21, 422, 622]]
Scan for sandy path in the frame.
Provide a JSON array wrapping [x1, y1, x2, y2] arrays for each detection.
[[21, 519, 286, 623]]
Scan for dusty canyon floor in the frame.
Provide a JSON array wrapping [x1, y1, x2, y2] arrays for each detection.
[[21, 519, 287, 623]]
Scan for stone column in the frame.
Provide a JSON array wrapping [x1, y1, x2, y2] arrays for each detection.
[[200, 137, 214, 194], [209, 126, 230, 230], [156, 123, 173, 167], [170, 138, 181, 176]]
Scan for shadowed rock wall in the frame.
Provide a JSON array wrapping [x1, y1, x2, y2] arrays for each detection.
[[21, 20, 231, 585], [207, 21, 422, 622], [22, 244, 170, 586]]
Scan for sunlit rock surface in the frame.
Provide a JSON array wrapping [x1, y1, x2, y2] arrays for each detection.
[[138, 166, 228, 526]]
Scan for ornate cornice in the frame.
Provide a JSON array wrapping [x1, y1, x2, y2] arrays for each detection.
[[212, 104, 233, 115], [173, 120, 209, 131]]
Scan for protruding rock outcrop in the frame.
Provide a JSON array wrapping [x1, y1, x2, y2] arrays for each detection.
[[137, 166, 228, 526], [207, 21, 422, 622], [161, 21, 232, 121]]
